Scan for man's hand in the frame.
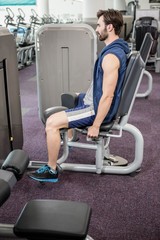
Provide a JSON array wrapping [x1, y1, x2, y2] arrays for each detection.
[[87, 125, 100, 138]]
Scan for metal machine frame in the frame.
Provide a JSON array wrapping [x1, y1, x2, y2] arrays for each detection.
[[29, 52, 145, 175]]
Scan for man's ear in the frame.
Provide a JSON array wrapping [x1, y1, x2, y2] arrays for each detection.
[[107, 24, 114, 32]]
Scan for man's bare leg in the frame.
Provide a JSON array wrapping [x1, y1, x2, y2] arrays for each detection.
[[28, 111, 69, 182], [46, 111, 69, 170]]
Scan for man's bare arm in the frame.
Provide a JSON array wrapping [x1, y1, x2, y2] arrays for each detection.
[[87, 53, 120, 138]]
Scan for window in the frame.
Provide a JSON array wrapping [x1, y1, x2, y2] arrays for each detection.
[[0, 0, 36, 6]]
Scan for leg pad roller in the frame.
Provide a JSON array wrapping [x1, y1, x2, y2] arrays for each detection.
[[1, 150, 29, 180], [14, 199, 91, 240], [43, 106, 68, 124]]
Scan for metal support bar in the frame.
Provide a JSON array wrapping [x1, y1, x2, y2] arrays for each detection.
[[29, 123, 144, 175], [102, 123, 144, 174], [136, 70, 153, 98]]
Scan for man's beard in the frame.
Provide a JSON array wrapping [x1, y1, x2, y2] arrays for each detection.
[[97, 29, 108, 41]]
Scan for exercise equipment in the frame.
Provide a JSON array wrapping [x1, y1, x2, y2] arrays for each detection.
[[4, 7, 16, 30], [132, 20, 158, 99], [14, 199, 92, 240], [32, 27, 154, 175], [4, 8, 36, 70], [135, 16, 158, 55], [36, 23, 97, 123], [136, 32, 153, 98], [131, 9, 160, 73], [0, 27, 23, 161], [126, 0, 140, 40], [0, 150, 93, 239], [15, 8, 35, 69], [29, 31, 153, 175], [30, 50, 144, 175]]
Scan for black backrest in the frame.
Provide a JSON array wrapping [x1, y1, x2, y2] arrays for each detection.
[[139, 32, 153, 64], [115, 52, 145, 120], [115, 31, 153, 121]]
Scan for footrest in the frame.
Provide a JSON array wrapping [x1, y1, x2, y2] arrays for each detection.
[[1, 150, 29, 180], [14, 199, 92, 240]]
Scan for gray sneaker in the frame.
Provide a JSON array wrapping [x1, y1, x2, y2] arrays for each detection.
[[28, 165, 58, 183]]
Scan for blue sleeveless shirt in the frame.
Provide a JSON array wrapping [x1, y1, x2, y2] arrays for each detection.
[[93, 38, 130, 123]]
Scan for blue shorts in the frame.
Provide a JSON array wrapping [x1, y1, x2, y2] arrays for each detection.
[[65, 94, 95, 128]]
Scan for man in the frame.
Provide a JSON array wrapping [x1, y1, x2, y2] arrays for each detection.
[[28, 9, 130, 182]]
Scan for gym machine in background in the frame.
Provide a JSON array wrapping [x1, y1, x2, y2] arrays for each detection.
[[4, 8, 36, 70], [0, 28, 23, 161]]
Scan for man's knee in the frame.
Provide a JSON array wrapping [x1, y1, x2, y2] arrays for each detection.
[[46, 111, 68, 131], [46, 112, 60, 130]]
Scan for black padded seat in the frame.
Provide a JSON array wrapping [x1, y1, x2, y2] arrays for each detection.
[[14, 199, 92, 240], [0, 179, 10, 207], [99, 122, 114, 132], [76, 121, 114, 137]]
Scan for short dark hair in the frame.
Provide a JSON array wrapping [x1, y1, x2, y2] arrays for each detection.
[[97, 9, 123, 36]]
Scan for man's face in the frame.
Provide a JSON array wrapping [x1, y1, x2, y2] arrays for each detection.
[[96, 15, 108, 41]]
